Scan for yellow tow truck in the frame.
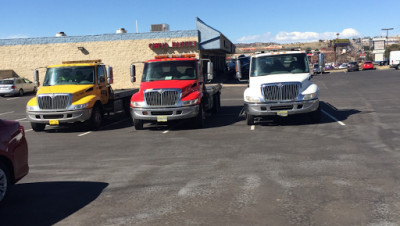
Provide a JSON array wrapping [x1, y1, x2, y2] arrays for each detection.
[[26, 60, 137, 131]]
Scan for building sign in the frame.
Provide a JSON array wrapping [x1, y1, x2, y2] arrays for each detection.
[[374, 40, 385, 50], [331, 39, 350, 47], [149, 41, 197, 49]]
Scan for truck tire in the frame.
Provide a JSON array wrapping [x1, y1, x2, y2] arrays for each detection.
[[193, 103, 205, 129], [31, 122, 45, 132], [90, 105, 103, 130], [212, 93, 221, 114], [309, 106, 321, 123], [246, 113, 255, 125], [0, 162, 10, 204], [134, 119, 143, 130], [397, 65, 400, 70], [18, 89, 24, 96]]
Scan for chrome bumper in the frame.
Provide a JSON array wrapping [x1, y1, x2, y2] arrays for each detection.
[[26, 108, 92, 124], [130, 105, 199, 121], [245, 99, 319, 116]]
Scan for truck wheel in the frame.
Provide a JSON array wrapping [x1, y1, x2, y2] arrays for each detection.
[[246, 113, 255, 125], [193, 104, 205, 128], [18, 89, 24, 96], [0, 162, 10, 204], [309, 106, 321, 123], [31, 122, 45, 132], [133, 119, 143, 130], [90, 105, 103, 130], [397, 65, 400, 70], [212, 93, 221, 114]]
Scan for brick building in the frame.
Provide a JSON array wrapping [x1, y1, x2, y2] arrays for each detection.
[[0, 18, 234, 89]]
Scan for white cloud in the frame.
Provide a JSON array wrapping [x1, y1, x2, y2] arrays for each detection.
[[236, 28, 361, 43], [237, 32, 272, 43], [0, 34, 30, 39]]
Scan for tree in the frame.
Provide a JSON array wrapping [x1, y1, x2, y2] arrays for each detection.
[[384, 44, 400, 59]]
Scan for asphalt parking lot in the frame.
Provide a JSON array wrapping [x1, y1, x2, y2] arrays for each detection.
[[1, 69, 400, 225]]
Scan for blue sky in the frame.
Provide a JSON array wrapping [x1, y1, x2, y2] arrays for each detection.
[[1, 0, 399, 43]]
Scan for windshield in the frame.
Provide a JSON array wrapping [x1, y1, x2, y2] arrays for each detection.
[[142, 61, 197, 82], [250, 53, 309, 77], [43, 66, 95, 86]]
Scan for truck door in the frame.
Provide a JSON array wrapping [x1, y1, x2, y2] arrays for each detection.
[[97, 65, 109, 104]]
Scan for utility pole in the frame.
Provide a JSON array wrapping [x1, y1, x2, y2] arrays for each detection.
[[381, 28, 393, 64]]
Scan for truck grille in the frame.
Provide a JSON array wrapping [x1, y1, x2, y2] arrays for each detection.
[[262, 83, 300, 101], [144, 89, 180, 106], [38, 94, 70, 110]]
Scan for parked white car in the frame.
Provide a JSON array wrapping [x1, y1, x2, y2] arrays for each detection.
[[0, 77, 36, 97], [389, 51, 400, 70]]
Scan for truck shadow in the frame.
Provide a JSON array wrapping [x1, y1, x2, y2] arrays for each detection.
[[157, 105, 244, 131], [252, 101, 361, 126], [43, 113, 133, 133], [0, 181, 108, 225]]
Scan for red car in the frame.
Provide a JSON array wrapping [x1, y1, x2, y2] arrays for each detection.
[[362, 61, 374, 70], [0, 119, 29, 204]]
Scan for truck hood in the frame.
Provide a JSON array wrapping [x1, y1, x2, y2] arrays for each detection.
[[37, 84, 94, 96], [140, 80, 199, 97], [249, 73, 312, 88]]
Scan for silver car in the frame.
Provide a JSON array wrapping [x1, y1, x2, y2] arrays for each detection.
[[0, 78, 36, 96]]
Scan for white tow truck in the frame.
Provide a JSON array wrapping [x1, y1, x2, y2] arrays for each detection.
[[236, 50, 321, 125]]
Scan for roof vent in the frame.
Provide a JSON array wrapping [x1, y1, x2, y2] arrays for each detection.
[[116, 28, 127, 34], [151, 24, 170, 32], [56, 32, 67, 37]]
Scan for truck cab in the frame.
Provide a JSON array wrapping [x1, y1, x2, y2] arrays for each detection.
[[130, 54, 221, 130], [236, 51, 320, 125], [26, 60, 136, 131]]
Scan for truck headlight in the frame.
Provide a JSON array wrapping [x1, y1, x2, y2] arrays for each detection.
[[245, 96, 261, 103], [26, 105, 39, 111], [131, 101, 146, 108], [182, 98, 199, 106], [303, 93, 318, 100], [71, 103, 89, 110]]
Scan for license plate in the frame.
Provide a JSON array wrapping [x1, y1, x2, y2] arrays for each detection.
[[277, 111, 288, 117], [157, 116, 167, 122], [49, 119, 59, 125]]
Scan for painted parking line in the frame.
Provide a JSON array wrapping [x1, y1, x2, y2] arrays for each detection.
[[15, 118, 27, 121], [25, 129, 33, 132], [321, 109, 346, 126], [0, 111, 14, 116], [78, 131, 92, 137], [6, 97, 20, 101]]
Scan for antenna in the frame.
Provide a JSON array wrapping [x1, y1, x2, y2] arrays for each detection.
[[136, 20, 138, 33]]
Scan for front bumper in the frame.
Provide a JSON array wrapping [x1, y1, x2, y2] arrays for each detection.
[[130, 105, 199, 121], [26, 108, 92, 124], [245, 99, 319, 116]]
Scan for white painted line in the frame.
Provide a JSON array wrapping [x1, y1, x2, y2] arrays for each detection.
[[78, 131, 92, 136], [0, 111, 14, 116], [15, 118, 27, 121], [162, 130, 169, 134], [25, 129, 33, 132], [251, 125, 255, 131], [321, 109, 346, 126], [6, 97, 20, 101]]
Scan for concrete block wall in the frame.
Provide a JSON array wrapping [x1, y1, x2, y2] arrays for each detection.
[[0, 32, 199, 89]]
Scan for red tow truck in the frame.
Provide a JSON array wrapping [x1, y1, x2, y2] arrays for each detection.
[[129, 54, 222, 130]]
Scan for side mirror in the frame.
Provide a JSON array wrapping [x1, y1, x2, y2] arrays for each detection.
[[34, 70, 40, 87], [235, 60, 242, 80], [130, 65, 136, 83], [207, 62, 214, 81], [107, 67, 113, 84]]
